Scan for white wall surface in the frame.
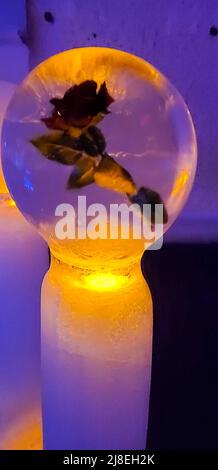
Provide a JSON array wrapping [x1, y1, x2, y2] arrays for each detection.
[[0, 0, 217, 242]]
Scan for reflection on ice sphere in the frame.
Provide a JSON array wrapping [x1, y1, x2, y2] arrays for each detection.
[[2, 48, 197, 266]]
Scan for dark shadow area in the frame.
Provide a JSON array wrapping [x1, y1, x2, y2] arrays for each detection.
[[142, 243, 218, 450]]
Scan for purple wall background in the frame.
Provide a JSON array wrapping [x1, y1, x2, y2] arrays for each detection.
[[0, 0, 217, 242]]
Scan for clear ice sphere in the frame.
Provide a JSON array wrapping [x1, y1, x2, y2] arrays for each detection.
[[2, 47, 197, 266]]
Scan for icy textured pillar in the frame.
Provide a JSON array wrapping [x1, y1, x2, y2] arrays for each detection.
[[41, 255, 152, 450], [0, 197, 49, 449], [0, 81, 49, 449]]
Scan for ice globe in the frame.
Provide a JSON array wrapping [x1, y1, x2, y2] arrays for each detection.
[[2, 48, 197, 450], [2, 47, 196, 266]]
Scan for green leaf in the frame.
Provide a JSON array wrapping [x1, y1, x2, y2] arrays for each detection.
[[94, 154, 137, 194], [67, 155, 96, 188], [31, 133, 83, 165], [79, 133, 99, 156], [87, 126, 106, 153], [30, 128, 106, 164]]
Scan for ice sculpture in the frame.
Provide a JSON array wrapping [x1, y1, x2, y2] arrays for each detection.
[[2, 48, 197, 449], [0, 81, 49, 450]]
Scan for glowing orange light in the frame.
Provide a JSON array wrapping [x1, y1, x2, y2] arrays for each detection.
[[83, 272, 128, 291], [1, 411, 42, 450], [0, 193, 16, 207], [8, 198, 16, 207], [171, 169, 189, 198]]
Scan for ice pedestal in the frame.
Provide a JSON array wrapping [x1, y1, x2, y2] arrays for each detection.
[[1, 46, 197, 450], [41, 255, 152, 450], [0, 196, 49, 450]]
